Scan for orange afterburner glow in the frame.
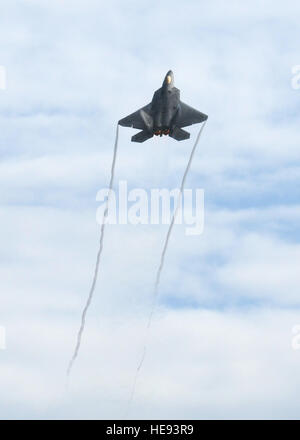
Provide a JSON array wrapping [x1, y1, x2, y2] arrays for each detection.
[[154, 129, 170, 136]]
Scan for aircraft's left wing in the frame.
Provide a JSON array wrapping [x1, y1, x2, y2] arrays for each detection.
[[119, 103, 152, 130], [176, 101, 208, 128]]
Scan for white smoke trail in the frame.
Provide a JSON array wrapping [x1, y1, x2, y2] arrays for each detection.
[[148, 120, 207, 328], [127, 121, 207, 411], [67, 124, 119, 379]]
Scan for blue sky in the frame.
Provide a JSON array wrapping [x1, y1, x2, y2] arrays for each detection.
[[1, 0, 300, 419]]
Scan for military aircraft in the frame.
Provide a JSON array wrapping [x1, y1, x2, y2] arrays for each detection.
[[119, 70, 208, 142]]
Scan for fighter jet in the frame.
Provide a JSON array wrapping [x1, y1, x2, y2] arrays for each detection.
[[119, 70, 208, 142]]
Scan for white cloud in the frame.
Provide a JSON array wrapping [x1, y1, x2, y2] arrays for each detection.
[[1, 308, 300, 419]]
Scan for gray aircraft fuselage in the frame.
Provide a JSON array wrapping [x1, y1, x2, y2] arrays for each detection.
[[151, 71, 179, 135]]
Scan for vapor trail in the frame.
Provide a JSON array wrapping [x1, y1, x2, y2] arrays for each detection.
[[149, 120, 207, 328], [127, 121, 207, 410], [67, 124, 119, 379]]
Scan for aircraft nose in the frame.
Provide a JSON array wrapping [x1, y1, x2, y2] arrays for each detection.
[[165, 70, 174, 85]]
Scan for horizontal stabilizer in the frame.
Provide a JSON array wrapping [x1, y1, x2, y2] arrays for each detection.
[[169, 127, 190, 141], [131, 130, 153, 143]]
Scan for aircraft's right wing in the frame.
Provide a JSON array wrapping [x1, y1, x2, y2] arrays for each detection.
[[118, 103, 152, 129], [176, 101, 208, 128]]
